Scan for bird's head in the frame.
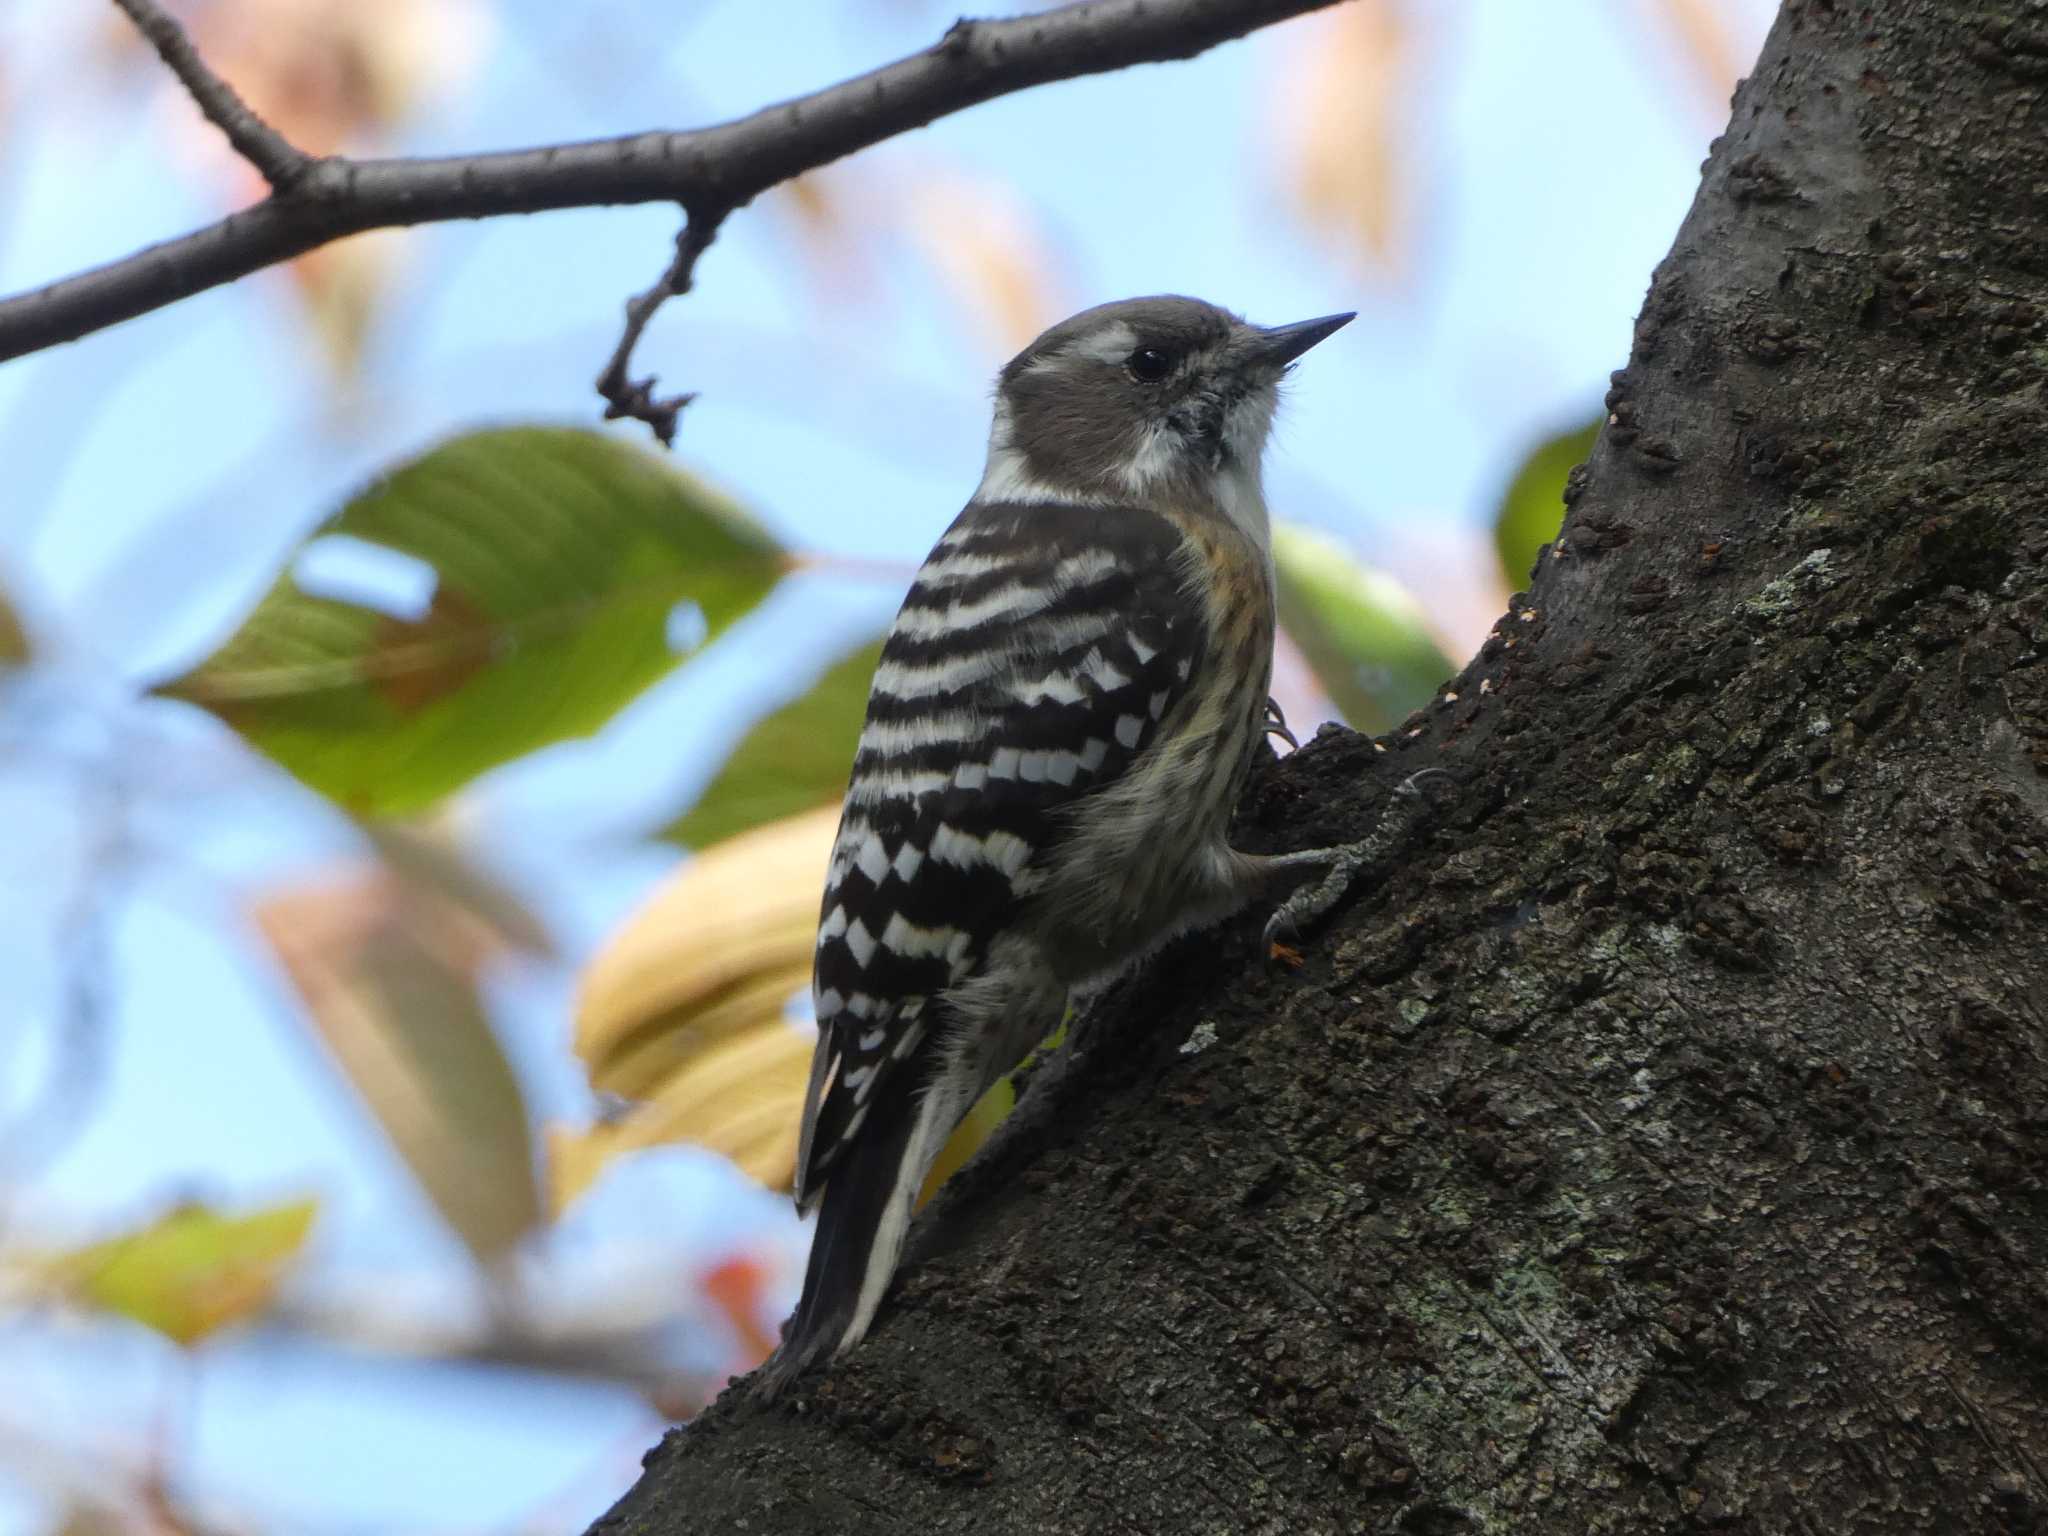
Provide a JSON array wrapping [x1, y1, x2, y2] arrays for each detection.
[[977, 295, 1353, 535]]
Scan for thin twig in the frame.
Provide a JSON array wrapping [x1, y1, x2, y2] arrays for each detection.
[[595, 209, 727, 445], [0, 0, 1345, 403], [108, 0, 311, 191]]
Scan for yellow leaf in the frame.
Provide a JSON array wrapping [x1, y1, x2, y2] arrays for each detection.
[[559, 805, 1022, 1209], [551, 1025, 816, 1210], [574, 806, 838, 1100], [39, 1198, 318, 1347], [1273, 2, 1408, 278]]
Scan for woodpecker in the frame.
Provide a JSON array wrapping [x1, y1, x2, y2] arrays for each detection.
[[759, 295, 1405, 1397]]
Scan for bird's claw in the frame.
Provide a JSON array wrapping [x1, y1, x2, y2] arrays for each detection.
[[1264, 696, 1300, 750], [1264, 901, 1304, 964], [1261, 768, 1453, 961], [1393, 766, 1454, 798]]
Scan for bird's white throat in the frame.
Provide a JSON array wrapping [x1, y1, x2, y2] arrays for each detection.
[[972, 395, 1276, 551]]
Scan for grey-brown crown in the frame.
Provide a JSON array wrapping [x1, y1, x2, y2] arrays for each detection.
[[998, 295, 1242, 388], [988, 296, 1351, 502]]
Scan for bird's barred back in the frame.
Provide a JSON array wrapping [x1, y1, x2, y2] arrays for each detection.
[[798, 499, 1210, 1200]]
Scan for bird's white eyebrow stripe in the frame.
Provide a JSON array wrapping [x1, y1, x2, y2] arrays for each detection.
[[1060, 320, 1137, 367]]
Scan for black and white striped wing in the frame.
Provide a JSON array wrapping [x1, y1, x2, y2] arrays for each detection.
[[795, 500, 1207, 1204]]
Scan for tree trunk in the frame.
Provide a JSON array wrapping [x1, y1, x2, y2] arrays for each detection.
[[595, 1, 2048, 1529]]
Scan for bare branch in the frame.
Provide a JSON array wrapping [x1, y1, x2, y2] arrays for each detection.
[[109, 0, 311, 191], [595, 210, 725, 445], [0, 0, 1343, 371]]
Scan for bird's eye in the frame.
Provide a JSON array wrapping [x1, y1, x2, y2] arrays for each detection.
[[1127, 347, 1173, 383]]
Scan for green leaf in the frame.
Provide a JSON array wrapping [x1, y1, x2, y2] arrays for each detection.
[[1492, 415, 1600, 590], [663, 636, 882, 849], [155, 427, 785, 815], [42, 1198, 318, 1346], [1273, 524, 1452, 734]]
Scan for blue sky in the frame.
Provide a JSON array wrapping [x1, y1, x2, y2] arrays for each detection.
[[0, 2, 1771, 1531]]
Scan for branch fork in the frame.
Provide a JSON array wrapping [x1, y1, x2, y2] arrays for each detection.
[[111, 0, 312, 192], [14, 0, 1346, 437]]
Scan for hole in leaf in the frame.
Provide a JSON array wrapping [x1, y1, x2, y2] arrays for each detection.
[[666, 600, 709, 655], [294, 536, 439, 621]]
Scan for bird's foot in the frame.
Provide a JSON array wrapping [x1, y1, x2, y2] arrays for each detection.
[[1262, 769, 1452, 959]]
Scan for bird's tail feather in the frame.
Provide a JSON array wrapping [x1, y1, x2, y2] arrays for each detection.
[[753, 1067, 950, 1400]]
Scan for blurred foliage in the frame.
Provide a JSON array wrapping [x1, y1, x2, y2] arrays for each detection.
[[37, 1198, 318, 1347], [1492, 416, 1600, 589], [559, 803, 1009, 1214], [561, 806, 832, 1205], [902, 167, 1071, 352], [256, 822, 549, 1264], [1274, 1, 1408, 279], [665, 637, 882, 849], [99, 0, 488, 388], [290, 230, 406, 391], [361, 816, 554, 955], [700, 1253, 779, 1366], [1648, 0, 1746, 118], [1273, 524, 1453, 732], [0, 584, 29, 664], [157, 427, 783, 815], [773, 160, 1071, 355]]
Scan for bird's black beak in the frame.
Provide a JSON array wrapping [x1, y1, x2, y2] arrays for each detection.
[[1252, 311, 1356, 368]]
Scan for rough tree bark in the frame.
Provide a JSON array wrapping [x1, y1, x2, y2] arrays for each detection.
[[597, 1, 2048, 1529]]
